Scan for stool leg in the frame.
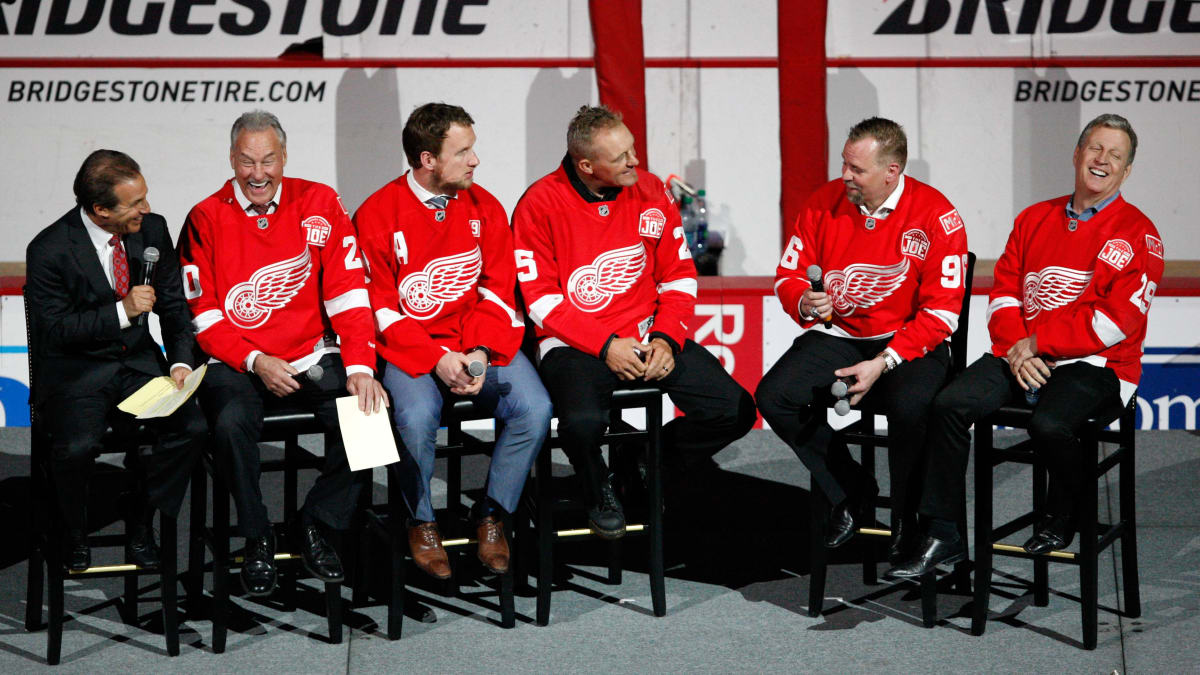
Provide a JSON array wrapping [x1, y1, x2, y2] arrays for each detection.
[[920, 572, 937, 628], [1080, 437, 1100, 650], [123, 571, 138, 625], [808, 489, 827, 618], [607, 540, 623, 584], [25, 461, 46, 631], [500, 568, 515, 628], [1032, 460, 1049, 607], [647, 399, 666, 618], [1119, 421, 1141, 618], [535, 447, 553, 626], [47, 562, 63, 666], [162, 514, 180, 656], [387, 526, 405, 640], [282, 439, 299, 613], [860, 433, 878, 586], [212, 480, 230, 654], [972, 425, 994, 636], [187, 463, 208, 605], [325, 582, 343, 644]]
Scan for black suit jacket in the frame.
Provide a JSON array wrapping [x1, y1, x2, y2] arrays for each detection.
[[24, 208, 198, 406]]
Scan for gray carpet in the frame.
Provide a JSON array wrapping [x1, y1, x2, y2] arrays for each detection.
[[1, 426, 1197, 673]]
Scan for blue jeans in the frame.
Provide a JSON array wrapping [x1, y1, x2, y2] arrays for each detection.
[[383, 351, 551, 522]]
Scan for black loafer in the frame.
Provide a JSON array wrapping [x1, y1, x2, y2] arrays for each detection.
[[126, 524, 161, 568], [241, 533, 278, 597], [885, 535, 966, 579], [1022, 515, 1076, 555], [887, 517, 918, 565], [65, 530, 90, 572], [297, 524, 344, 582], [825, 502, 857, 548]]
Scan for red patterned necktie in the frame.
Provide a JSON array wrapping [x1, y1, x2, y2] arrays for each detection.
[[110, 234, 130, 298], [249, 201, 274, 216]]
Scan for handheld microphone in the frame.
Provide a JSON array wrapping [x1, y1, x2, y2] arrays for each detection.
[[806, 264, 832, 329], [291, 364, 325, 389], [831, 376, 856, 416], [467, 360, 486, 378], [137, 247, 160, 326]]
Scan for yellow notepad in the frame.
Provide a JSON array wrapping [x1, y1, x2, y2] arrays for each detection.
[[117, 364, 207, 419]]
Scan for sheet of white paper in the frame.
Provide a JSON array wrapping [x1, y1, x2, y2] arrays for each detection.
[[335, 395, 400, 472], [117, 363, 207, 419]]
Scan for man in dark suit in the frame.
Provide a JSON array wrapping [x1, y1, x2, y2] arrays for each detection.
[[25, 149, 206, 571]]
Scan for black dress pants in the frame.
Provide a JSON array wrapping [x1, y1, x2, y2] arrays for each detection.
[[43, 366, 206, 532], [918, 354, 1123, 522], [756, 330, 950, 516], [539, 339, 756, 504], [199, 353, 366, 537]]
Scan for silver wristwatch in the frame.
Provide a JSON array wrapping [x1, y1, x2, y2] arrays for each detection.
[[879, 351, 898, 373]]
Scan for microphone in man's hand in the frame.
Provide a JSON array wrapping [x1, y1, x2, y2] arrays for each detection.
[[467, 360, 486, 378], [137, 247, 160, 326], [806, 264, 832, 329], [831, 376, 855, 416], [292, 364, 325, 389]]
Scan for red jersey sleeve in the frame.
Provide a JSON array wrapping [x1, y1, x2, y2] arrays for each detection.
[[987, 222, 1028, 356], [512, 194, 614, 357], [177, 205, 260, 370], [887, 210, 968, 361], [462, 197, 523, 364], [1036, 222, 1164, 359], [317, 193, 376, 373], [353, 194, 445, 377], [774, 206, 821, 328], [646, 183, 697, 349]]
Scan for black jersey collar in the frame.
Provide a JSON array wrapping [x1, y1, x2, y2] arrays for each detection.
[[562, 154, 622, 203]]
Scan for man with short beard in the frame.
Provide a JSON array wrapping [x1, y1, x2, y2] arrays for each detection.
[[757, 117, 968, 566], [888, 113, 1163, 578], [177, 110, 389, 597], [355, 103, 551, 580]]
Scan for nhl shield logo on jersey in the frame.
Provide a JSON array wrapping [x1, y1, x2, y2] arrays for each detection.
[[1098, 239, 1134, 270], [598, 204, 610, 217], [470, 219, 481, 237], [900, 229, 930, 260], [566, 243, 646, 312], [1145, 234, 1164, 259], [638, 208, 667, 238], [938, 209, 965, 235], [302, 215, 331, 246], [435, 210, 446, 222]]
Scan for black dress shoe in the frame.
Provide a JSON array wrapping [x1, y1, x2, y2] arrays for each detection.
[[588, 474, 626, 540], [885, 535, 966, 579], [125, 524, 161, 568], [241, 533, 278, 597], [825, 501, 857, 548], [1022, 515, 1076, 555], [887, 518, 918, 565], [65, 530, 90, 572], [297, 524, 344, 582]]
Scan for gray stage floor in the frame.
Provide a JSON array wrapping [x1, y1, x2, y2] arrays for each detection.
[[0, 426, 1197, 673]]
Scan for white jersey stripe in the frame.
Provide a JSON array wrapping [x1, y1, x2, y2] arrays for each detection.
[[478, 286, 524, 328], [657, 278, 698, 297], [923, 307, 959, 332], [986, 296, 1020, 323], [1092, 309, 1126, 347], [193, 309, 224, 334], [324, 288, 370, 317], [528, 294, 564, 328], [375, 307, 404, 332]]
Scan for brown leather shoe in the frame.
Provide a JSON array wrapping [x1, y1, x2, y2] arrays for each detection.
[[408, 521, 451, 580], [476, 515, 509, 574]]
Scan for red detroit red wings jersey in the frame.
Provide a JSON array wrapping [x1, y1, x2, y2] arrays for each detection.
[[177, 177, 375, 372], [512, 164, 697, 358], [354, 175, 523, 378], [775, 176, 968, 362], [988, 194, 1163, 394]]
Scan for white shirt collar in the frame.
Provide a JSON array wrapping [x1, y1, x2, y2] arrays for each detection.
[[857, 174, 905, 218], [406, 171, 456, 207], [80, 207, 117, 251], [231, 179, 283, 214]]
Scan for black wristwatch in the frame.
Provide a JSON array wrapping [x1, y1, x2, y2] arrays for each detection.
[[465, 345, 492, 363]]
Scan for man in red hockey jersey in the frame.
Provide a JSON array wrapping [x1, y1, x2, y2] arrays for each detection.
[[888, 114, 1163, 577], [512, 105, 755, 538], [177, 110, 389, 596], [756, 117, 968, 563], [355, 103, 551, 579]]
